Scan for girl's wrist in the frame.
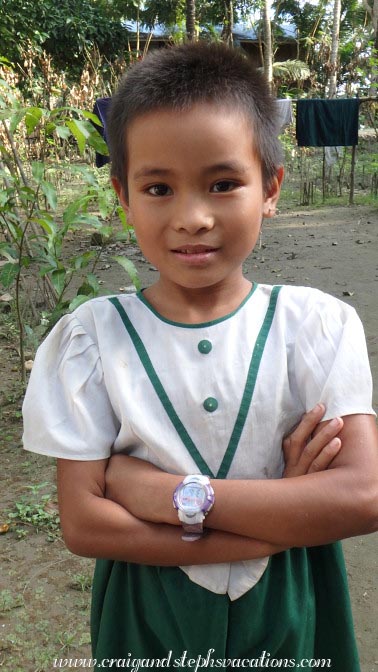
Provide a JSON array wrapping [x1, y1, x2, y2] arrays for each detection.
[[158, 472, 182, 526]]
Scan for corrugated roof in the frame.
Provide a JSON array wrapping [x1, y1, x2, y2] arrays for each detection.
[[123, 21, 296, 41]]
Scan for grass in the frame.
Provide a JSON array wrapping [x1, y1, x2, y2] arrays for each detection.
[[6, 482, 61, 541], [278, 132, 378, 209]]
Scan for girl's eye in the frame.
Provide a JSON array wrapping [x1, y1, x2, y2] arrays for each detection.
[[211, 180, 237, 193], [146, 184, 172, 196]]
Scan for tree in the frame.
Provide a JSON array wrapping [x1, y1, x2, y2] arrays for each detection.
[[186, 0, 196, 40], [327, 0, 342, 97], [0, 0, 129, 77], [221, 0, 234, 45], [262, 0, 273, 88], [362, 0, 378, 49]]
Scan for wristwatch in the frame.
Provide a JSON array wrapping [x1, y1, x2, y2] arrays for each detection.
[[173, 474, 215, 541]]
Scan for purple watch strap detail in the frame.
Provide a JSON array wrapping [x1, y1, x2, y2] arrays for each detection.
[[182, 521, 203, 535]]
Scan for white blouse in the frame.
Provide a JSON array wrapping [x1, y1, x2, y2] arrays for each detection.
[[22, 284, 375, 599]]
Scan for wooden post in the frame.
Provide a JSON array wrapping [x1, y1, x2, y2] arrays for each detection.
[[349, 145, 356, 205]]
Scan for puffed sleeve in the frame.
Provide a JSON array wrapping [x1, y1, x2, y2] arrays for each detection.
[[22, 311, 119, 460], [294, 294, 375, 420]]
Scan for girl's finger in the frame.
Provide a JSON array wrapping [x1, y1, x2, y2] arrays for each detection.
[[298, 417, 343, 471], [307, 438, 342, 473], [286, 403, 326, 446], [283, 404, 326, 465]]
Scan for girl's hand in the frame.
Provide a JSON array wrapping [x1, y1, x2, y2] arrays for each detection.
[[105, 454, 178, 524], [283, 404, 343, 478]]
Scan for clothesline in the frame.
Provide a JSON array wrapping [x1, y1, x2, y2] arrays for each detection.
[[276, 97, 377, 103]]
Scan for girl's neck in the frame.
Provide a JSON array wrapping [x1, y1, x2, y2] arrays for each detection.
[[142, 277, 253, 324]]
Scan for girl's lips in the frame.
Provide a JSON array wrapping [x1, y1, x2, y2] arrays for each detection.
[[171, 245, 219, 265], [172, 245, 218, 254]]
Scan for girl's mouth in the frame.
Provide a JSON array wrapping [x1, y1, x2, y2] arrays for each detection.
[[172, 245, 219, 264], [173, 245, 218, 254]]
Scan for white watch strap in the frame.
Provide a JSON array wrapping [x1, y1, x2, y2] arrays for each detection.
[[178, 510, 205, 528], [182, 474, 210, 486]]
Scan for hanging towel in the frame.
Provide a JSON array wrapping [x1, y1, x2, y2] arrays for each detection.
[[324, 146, 342, 167], [93, 97, 112, 167], [275, 99, 293, 131], [296, 99, 359, 147]]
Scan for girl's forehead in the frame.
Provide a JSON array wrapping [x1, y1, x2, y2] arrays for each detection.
[[128, 102, 250, 135], [126, 103, 256, 157]]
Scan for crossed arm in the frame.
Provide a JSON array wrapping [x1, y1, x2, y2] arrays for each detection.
[[57, 406, 378, 565]]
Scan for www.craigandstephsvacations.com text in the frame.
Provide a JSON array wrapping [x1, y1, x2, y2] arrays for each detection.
[[52, 650, 332, 670]]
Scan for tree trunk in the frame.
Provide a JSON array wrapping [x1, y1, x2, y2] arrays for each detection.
[[327, 0, 341, 98], [361, 0, 378, 94], [262, 0, 273, 90], [221, 0, 234, 46], [362, 0, 378, 42], [186, 0, 196, 41]]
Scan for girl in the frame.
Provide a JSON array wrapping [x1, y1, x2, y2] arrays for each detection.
[[23, 42, 377, 670]]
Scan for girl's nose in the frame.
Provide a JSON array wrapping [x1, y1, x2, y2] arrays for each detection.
[[172, 198, 215, 233]]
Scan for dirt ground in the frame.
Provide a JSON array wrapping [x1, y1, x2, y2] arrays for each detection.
[[1, 203, 377, 671]]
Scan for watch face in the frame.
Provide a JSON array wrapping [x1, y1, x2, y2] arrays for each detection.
[[178, 483, 206, 513]]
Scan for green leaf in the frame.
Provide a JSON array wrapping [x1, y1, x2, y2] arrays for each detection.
[[41, 180, 57, 210], [114, 231, 131, 242], [116, 206, 128, 229], [112, 256, 141, 290], [66, 120, 86, 154], [70, 117, 109, 155], [92, 224, 113, 237], [25, 107, 43, 135], [0, 109, 12, 121], [0, 262, 19, 289], [63, 196, 93, 226], [86, 128, 109, 155], [69, 295, 91, 311], [39, 264, 58, 276], [76, 281, 94, 296], [70, 164, 99, 187], [0, 246, 18, 262], [85, 273, 100, 293], [55, 125, 71, 140], [32, 161, 45, 184], [9, 109, 26, 134], [51, 269, 66, 295], [71, 251, 96, 270], [81, 110, 103, 125], [45, 121, 56, 135], [36, 216, 57, 237]]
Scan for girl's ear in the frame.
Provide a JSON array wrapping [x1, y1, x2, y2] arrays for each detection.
[[111, 177, 133, 225], [112, 176, 129, 208], [263, 166, 284, 218]]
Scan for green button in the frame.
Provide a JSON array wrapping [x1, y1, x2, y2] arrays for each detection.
[[203, 397, 218, 412], [198, 339, 212, 354]]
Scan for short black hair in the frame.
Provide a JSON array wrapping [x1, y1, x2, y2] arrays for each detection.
[[108, 41, 283, 195]]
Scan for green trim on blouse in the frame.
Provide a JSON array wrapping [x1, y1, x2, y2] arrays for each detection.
[[109, 286, 282, 479], [136, 284, 258, 329]]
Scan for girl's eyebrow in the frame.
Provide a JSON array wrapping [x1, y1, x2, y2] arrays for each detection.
[[202, 161, 249, 175], [133, 167, 173, 180], [133, 161, 248, 181]]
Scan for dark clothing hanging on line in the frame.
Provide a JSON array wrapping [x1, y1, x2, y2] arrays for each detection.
[[296, 99, 359, 147], [93, 97, 111, 167]]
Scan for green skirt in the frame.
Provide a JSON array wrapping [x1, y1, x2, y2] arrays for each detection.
[[91, 544, 360, 670]]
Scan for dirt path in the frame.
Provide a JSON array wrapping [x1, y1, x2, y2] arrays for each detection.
[[1, 203, 377, 671]]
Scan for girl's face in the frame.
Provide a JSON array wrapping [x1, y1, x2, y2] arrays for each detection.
[[113, 103, 282, 306]]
